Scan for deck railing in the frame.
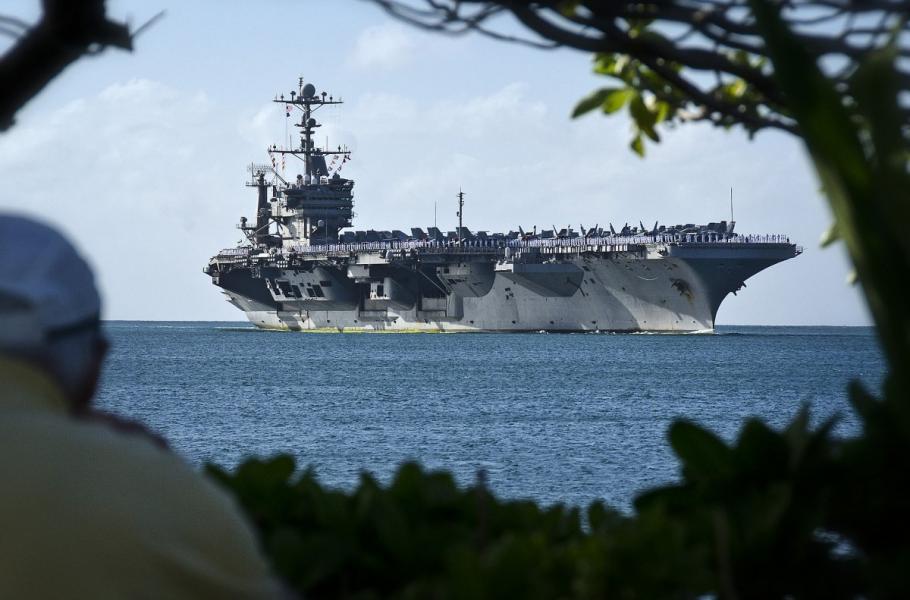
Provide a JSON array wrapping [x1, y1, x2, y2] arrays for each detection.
[[215, 233, 794, 261]]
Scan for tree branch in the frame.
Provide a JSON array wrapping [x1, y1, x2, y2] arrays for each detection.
[[365, 0, 909, 141], [0, 1, 132, 131]]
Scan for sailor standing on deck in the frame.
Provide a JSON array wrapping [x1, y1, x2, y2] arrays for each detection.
[[0, 215, 286, 599]]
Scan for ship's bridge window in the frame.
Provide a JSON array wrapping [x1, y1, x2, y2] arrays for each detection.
[[276, 280, 294, 296], [319, 280, 332, 287]]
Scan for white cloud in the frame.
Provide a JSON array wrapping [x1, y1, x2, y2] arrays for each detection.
[[238, 103, 280, 149], [428, 83, 548, 138], [0, 79, 248, 321], [348, 23, 416, 70]]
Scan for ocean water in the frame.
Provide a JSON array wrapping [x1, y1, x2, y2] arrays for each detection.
[[97, 323, 885, 509]]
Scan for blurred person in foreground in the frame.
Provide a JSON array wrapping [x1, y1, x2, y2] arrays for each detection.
[[0, 214, 285, 599]]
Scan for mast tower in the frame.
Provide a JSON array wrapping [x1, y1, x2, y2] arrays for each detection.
[[263, 78, 355, 246]]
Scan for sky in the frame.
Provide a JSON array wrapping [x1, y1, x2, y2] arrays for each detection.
[[0, 0, 870, 325]]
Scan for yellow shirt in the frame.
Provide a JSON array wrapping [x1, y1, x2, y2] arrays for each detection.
[[0, 358, 285, 599]]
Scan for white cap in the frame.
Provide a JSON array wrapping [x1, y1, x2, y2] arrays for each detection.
[[0, 214, 101, 348]]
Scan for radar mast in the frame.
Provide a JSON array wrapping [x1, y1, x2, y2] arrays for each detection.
[[238, 78, 358, 248], [270, 77, 350, 178]]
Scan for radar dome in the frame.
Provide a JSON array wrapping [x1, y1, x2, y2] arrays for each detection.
[[302, 83, 317, 98]]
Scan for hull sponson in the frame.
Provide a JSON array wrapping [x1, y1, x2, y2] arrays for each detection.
[[216, 267, 277, 312], [209, 243, 798, 332]]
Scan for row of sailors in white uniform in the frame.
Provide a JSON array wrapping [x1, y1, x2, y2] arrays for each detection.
[[292, 173, 334, 187], [283, 233, 790, 254]]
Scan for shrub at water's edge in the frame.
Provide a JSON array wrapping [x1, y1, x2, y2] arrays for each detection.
[[206, 396, 907, 599]]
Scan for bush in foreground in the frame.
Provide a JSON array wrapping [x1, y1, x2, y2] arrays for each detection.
[[208, 389, 909, 599]]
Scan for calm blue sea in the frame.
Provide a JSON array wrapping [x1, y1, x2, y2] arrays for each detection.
[[96, 323, 885, 509]]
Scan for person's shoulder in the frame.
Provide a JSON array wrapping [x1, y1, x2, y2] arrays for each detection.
[[0, 414, 285, 598], [65, 418, 237, 514], [54, 415, 193, 474], [62, 419, 285, 595], [9, 413, 249, 540]]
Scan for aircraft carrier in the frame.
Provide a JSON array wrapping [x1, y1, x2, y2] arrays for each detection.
[[204, 78, 801, 332]]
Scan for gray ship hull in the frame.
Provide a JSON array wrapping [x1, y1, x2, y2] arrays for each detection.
[[212, 241, 797, 333]]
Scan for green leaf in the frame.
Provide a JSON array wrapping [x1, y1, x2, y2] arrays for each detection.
[[628, 19, 655, 38], [602, 88, 635, 114], [629, 93, 652, 127], [718, 79, 748, 101], [735, 419, 786, 475], [556, 0, 581, 17], [242, 454, 296, 487], [850, 46, 906, 175], [593, 53, 628, 76], [819, 222, 839, 247], [629, 93, 659, 141], [752, 482, 793, 534], [630, 133, 645, 157], [847, 379, 879, 422], [654, 101, 670, 124], [669, 420, 732, 480], [641, 125, 661, 143], [572, 87, 617, 118]]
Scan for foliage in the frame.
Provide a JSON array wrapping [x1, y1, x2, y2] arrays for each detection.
[[572, 47, 771, 156], [209, 391, 909, 598], [207, 458, 595, 599], [571, 53, 678, 156], [747, 0, 910, 378], [371, 0, 909, 154]]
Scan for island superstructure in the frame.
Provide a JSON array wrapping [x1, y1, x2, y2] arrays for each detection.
[[204, 78, 801, 332]]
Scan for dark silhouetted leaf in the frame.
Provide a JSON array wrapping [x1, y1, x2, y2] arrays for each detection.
[[669, 420, 732, 480]]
